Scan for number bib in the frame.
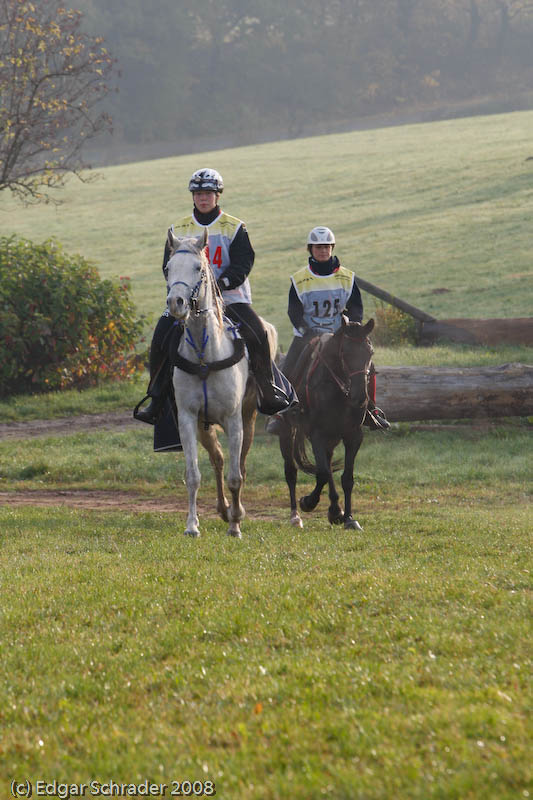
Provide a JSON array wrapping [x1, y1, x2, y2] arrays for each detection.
[[291, 264, 355, 335], [172, 211, 252, 304]]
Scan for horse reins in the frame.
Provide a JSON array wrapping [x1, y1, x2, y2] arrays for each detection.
[[305, 332, 369, 407]]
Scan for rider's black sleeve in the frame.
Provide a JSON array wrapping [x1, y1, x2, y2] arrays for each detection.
[[288, 284, 305, 331], [345, 281, 364, 323], [217, 225, 255, 291]]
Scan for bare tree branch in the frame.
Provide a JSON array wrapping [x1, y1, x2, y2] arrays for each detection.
[[0, 0, 116, 204]]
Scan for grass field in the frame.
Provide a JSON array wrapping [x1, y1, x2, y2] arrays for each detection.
[[1, 111, 532, 798], [1, 110, 533, 348], [1, 448, 531, 799], [1, 418, 531, 798]]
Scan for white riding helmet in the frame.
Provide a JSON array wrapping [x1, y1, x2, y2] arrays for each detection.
[[307, 226, 335, 246], [188, 168, 224, 193]]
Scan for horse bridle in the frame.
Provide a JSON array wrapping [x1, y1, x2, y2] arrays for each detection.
[[317, 329, 370, 399], [167, 249, 206, 316]]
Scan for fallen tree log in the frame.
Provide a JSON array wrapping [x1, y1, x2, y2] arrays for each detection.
[[419, 317, 533, 346], [376, 362, 533, 421]]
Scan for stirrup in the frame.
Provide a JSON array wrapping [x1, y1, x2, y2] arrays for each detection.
[[134, 394, 162, 425], [265, 413, 286, 435], [364, 407, 390, 431]]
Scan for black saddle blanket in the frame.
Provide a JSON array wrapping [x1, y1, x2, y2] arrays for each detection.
[[154, 396, 182, 453]]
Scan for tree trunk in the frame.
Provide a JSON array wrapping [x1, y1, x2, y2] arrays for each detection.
[[376, 363, 533, 421], [419, 318, 533, 346]]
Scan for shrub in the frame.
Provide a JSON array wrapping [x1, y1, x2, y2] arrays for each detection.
[[0, 236, 145, 396], [371, 303, 418, 346]]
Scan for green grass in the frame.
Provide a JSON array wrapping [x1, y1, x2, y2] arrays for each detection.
[[1, 110, 533, 349], [0, 375, 147, 422], [1, 498, 531, 799], [0, 423, 530, 499]]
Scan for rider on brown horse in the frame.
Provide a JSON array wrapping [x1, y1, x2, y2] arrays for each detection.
[[267, 226, 389, 434]]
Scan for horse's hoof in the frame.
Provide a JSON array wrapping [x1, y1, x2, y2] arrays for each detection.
[[291, 513, 304, 528], [184, 529, 200, 538], [227, 528, 242, 539], [218, 505, 229, 522], [299, 496, 315, 513], [344, 516, 363, 531], [328, 508, 344, 525]]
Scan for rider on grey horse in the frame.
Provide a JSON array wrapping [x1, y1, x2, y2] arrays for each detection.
[[135, 168, 292, 427]]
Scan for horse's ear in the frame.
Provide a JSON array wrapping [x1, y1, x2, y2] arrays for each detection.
[[363, 318, 375, 335], [195, 228, 208, 251], [167, 227, 179, 252]]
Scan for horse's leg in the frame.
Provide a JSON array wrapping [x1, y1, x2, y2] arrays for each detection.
[[178, 412, 202, 537], [299, 433, 330, 513], [325, 446, 344, 525], [225, 413, 245, 538], [240, 394, 257, 483], [279, 427, 303, 527], [198, 425, 229, 522], [342, 429, 364, 531]]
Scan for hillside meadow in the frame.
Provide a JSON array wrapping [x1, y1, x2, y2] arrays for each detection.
[[1, 109, 533, 349], [1, 112, 532, 798]]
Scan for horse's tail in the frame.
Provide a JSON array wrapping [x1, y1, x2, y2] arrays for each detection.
[[293, 422, 343, 475], [292, 425, 316, 475]]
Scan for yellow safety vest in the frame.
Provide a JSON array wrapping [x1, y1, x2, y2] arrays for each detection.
[[290, 264, 355, 335], [172, 211, 252, 305]]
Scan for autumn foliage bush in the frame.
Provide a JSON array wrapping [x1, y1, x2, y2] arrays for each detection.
[[0, 236, 145, 396], [371, 303, 418, 347]]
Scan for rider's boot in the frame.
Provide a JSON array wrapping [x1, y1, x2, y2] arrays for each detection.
[[134, 357, 171, 424], [256, 373, 291, 416], [134, 315, 176, 425], [363, 365, 390, 430], [252, 351, 292, 416]]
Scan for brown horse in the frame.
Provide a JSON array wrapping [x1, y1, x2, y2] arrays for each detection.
[[278, 317, 375, 530]]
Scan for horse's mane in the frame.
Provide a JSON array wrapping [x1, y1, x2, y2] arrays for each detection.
[[199, 247, 224, 327]]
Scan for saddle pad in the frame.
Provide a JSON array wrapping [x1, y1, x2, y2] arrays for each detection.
[[272, 360, 298, 406]]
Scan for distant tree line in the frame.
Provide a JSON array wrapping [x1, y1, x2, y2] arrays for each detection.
[[14, 0, 533, 151]]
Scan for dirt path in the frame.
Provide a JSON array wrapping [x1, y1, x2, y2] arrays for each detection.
[[0, 412, 283, 515], [1, 411, 526, 514], [0, 487, 284, 517], [0, 412, 181, 513], [0, 410, 136, 440]]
